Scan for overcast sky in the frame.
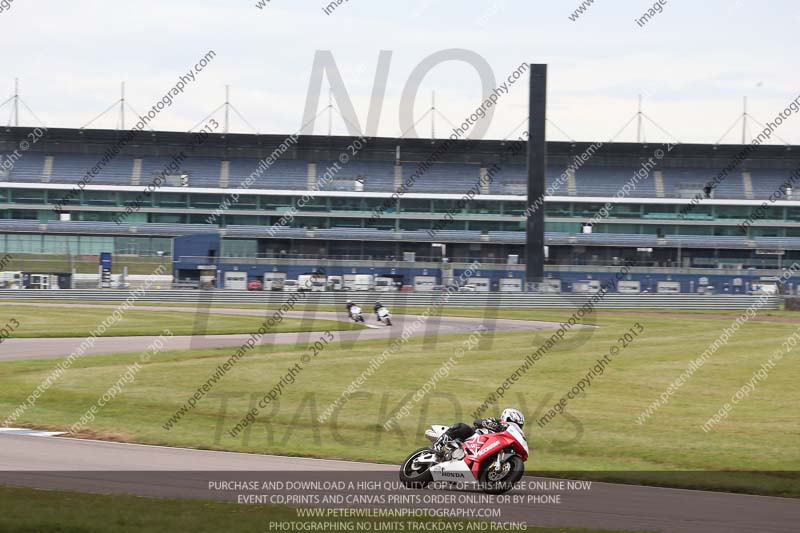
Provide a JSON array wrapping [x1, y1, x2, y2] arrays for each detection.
[[1, 0, 798, 144]]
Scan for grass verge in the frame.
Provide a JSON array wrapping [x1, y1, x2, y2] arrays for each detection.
[[0, 307, 797, 496], [0, 304, 360, 338]]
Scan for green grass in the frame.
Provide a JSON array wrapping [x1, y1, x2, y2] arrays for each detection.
[[0, 306, 798, 496], [0, 486, 623, 533], [0, 304, 361, 337], [0, 254, 166, 274], [1, 298, 798, 320]]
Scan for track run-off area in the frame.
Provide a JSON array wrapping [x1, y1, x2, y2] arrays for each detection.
[[0, 302, 798, 532]]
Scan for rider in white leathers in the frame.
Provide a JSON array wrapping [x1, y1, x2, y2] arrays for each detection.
[[433, 408, 525, 457]]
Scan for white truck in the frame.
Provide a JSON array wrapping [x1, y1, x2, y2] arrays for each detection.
[[656, 281, 681, 294], [466, 277, 491, 292], [263, 272, 286, 291], [0, 271, 22, 289], [539, 278, 561, 293], [572, 279, 601, 293], [298, 274, 326, 291], [353, 274, 375, 291], [327, 275, 343, 291], [499, 278, 522, 292], [617, 280, 641, 294], [413, 276, 437, 291], [223, 272, 247, 290], [751, 279, 779, 295], [375, 276, 397, 292]]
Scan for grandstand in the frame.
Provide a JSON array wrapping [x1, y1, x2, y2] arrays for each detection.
[[0, 126, 798, 291]]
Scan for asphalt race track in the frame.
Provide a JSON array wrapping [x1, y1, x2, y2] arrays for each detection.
[[1, 304, 798, 532], [0, 304, 566, 361], [0, 433, 798, 532]]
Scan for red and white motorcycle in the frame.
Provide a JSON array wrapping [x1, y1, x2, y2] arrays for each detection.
[[399, 422, 528, 494]]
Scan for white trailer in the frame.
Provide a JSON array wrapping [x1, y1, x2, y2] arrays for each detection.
[[751, 278, 779, 295], [224, 272, 247, 290], [310, 277, 327, 292], [617, 280, 641, 294], [353, 274, 375, 291], [343, 274, 357, 291], [0, 271, 22, 289], [27, 273, 60, 290], [327, 275, 343, 291], [263, 272, 286, 291], [539, 278, 562, 293], [656, 281, 681, 294], [375, 276, 397, 292], [414, 276, 437, 291], [467, 277, 491, 292], [572, 279, 601, 293], [499, 278, 522, 292], [297, 274, 326, 291]]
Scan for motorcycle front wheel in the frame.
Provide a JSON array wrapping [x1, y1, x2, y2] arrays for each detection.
[[478, 454, 524, 494], [399, 447, 435, 488]]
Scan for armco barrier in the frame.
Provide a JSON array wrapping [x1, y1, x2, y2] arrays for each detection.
[[0, 290, 780, 310]]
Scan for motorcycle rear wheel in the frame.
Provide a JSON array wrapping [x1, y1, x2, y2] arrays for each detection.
[[399, 447, 435, 488], [478, 454, 524, 494]]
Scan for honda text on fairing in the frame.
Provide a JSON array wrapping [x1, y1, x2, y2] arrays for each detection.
[[399, 421, 528, 494]]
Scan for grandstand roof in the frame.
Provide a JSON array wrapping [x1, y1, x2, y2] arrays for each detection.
[[2, 126, 800, 170]]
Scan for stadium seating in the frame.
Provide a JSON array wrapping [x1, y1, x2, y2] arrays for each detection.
[[4, 152, 47, 182], [748, 169, 797, 199], [138, 156, 221, 187], [316, 160, 395, 191], [4, 152, 798, 202], [227, 159, 308, 189], [488, 164, 568, 195], [402, 162, 481, 193], [660, 168, 745, 199], [10, 217, 800, 250], [574, 166, 657, 197], [50, 154, 135, 185]]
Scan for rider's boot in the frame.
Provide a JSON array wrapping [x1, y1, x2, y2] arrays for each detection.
[[433, 434, 451, 457]]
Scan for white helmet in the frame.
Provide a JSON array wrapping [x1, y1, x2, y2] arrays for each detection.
[[501, 408, 525, 428]]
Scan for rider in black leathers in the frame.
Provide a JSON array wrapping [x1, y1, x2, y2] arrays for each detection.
[[433, 418, 504, 456]]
